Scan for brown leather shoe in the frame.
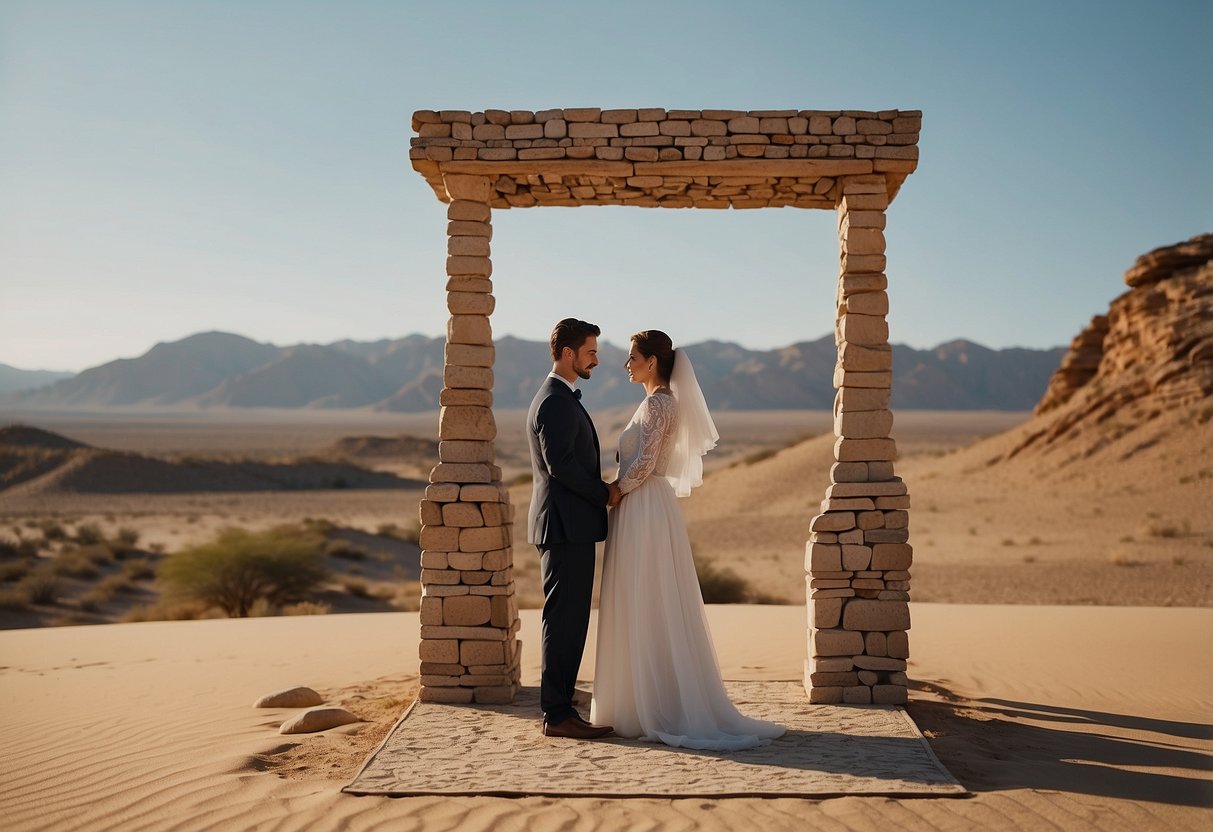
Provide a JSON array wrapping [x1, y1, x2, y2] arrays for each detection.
[[542, 717, 614, 740], [570, 713, 614, 734]]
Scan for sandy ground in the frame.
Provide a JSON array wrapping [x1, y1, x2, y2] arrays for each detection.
[[1, 604, 1210, 831]]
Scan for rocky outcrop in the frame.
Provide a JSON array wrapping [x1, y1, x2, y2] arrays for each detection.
[[1011, 233, 1212, 457], [1034, 315, 1109, 414]]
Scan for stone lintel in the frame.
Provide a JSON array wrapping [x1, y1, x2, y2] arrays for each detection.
[[632, 159, 873, 178]]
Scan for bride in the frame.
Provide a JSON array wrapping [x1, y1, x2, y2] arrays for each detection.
[[591, 330, 785, 750]]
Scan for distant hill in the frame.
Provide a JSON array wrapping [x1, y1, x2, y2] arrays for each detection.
[[0, 426, 423, 495], [2, 331, 1064, 412], [0, 363, 75, 395]]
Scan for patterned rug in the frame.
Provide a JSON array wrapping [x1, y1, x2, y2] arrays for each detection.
[[344, 682, 966, 798]]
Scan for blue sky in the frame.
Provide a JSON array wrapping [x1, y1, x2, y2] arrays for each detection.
[[1, 0, 1210, 372]]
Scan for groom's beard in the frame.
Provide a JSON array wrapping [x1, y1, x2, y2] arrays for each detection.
[[574, 360, 596, 380]]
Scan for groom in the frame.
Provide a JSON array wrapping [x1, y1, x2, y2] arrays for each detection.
[[527, 318, 619, 740]]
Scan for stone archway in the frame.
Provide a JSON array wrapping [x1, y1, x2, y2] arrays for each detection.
[[409, 107, 921, 707]]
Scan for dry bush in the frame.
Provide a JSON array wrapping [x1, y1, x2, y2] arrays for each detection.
[[392, 581, 422, 612], [122, 558, 155, 580], [0, 560, 32, 583], [97, 573, 134, 596], [159, 525, 327, 618], [40, 521, 68, 542], [121, 599, 211, 623], [693, 553, 750, 604], [377, 522, 421, 545], [19, 567, 61, 605], [1139, 520, 1181, 538], [282, 601, 331, 615], [51, 549, 102, 579], [74, 523, 104, 545], [341, 577, 372, 598], [0, 587, 30, 611], [325, 539, 367, 560]]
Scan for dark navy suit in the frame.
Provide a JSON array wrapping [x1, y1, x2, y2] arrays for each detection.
[[527, 375, 610, 724]]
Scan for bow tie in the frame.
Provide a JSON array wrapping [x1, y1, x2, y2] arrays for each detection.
[[573, 389, 582, 400]]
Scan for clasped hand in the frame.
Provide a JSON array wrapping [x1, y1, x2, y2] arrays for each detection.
[[606, 481, 623, 509]]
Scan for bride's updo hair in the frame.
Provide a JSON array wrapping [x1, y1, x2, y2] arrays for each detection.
[[631, 330, 676, 383]]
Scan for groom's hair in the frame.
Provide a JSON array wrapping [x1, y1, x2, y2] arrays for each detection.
[[550, 318, 601, 360]]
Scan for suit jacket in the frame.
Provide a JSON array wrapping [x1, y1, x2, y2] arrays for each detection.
[[527, 376, 610, 546]]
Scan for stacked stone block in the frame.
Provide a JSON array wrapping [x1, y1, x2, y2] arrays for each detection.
[[804, 175, 912, 706], [417, 174, 521, 705], [409, 109, 919, 210]]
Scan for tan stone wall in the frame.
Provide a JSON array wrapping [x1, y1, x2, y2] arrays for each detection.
[[417, 175, 521, 705], [804, 175, 911, 706], [409, 108, 920, 210]]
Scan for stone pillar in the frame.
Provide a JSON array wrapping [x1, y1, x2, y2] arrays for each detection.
[[805, 174, 911, 706], [417, 174, 521, 705]]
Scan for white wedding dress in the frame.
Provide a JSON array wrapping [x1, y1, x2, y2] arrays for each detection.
[[590, 381, 785, 750]]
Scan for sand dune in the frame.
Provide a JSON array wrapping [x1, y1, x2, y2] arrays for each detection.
[[673, 403, 1213, 607], [1, 604, 1209, 831]]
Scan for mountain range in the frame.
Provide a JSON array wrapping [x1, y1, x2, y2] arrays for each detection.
[[0, 363, 75, 396], [0, 331, 1064, 412]]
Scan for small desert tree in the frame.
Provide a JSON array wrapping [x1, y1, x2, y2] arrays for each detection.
[[159, 526, 327, 617]]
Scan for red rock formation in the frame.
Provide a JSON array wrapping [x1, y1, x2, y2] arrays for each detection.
[[1010, 233, 1212, 457]]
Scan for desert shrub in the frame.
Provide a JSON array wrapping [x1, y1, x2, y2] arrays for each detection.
[[376, 522, 420, 543], [82, 543, 115, 564], [51, 549, 103, 578], [1140, 520, 1180, 539], [113, 527, 140, 550], [693, 553, 749, 604], [743, 448, 778, 466], [15, 538, 41, 558], [392, 581, 422, 612], [49, 613, 93, 627], [40, 522, 67, 541], [20, 568, 61, 605], [282, 601, 331, 616], [78, 589, 107, 612], [74, 523, 105, 545], [97, 573, 134, 596], [122, 558, 155, 580], [0, 560, 31, 582], [324, 539, 367, 560], [302, 517, 337, 536], [341, 577, 372, 598], [158, 526, 327, 617], [120, 600, 210, 623], [0, 539, 18, 559], [0, 587, 30, 610], [247, 598, 275, 617]]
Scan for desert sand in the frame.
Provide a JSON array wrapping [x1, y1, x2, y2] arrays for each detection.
[[1, 402, 1210, 828], [1, 604, 1210, 831]]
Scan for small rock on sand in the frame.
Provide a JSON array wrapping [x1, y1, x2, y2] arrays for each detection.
[[254, 686, 324, 708], [279, 707, 362, 735]]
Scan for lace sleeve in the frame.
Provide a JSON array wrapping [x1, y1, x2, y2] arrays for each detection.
[[617, 394, 676, 495]]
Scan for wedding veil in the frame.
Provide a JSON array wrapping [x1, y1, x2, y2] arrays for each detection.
[[666, 349, 720, 497]]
